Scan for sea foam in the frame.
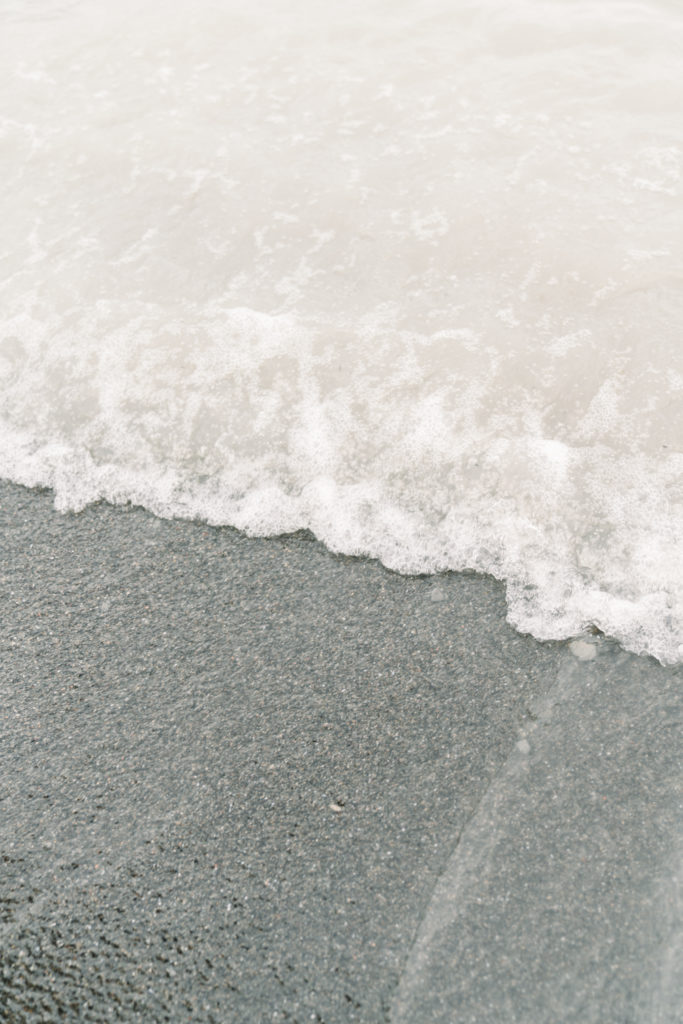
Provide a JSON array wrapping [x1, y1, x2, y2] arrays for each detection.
[[1, 0, 682, 663]]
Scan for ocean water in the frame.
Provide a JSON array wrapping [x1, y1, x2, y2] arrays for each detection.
[[1, 0, 681, 664]]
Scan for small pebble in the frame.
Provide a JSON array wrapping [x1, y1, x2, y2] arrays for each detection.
[[569, 639, 597, 661], [516, 738, 530, 755]]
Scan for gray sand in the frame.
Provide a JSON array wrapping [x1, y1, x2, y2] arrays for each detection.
[[0, 480, 680, 1023]]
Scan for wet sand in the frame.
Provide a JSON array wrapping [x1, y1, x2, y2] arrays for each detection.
[[0, 479, 680, 1022]]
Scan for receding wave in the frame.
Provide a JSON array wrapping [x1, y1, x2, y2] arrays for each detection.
[[1, 0, 682, 663]]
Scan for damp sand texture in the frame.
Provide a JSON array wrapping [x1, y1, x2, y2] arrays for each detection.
[[1, 481, 681, 1023]]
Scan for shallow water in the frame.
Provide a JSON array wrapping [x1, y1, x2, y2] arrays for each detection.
[[1, 0, 682, 663]]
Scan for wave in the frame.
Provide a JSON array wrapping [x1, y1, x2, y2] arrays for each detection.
[[1, 0, 682, 663]]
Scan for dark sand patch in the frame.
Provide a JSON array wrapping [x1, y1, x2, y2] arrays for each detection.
[[0, 480, 679, 1022]]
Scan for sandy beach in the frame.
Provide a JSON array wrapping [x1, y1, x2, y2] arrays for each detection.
[[2, 1, 682, 1019], [0, 479, 680, 1022]]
